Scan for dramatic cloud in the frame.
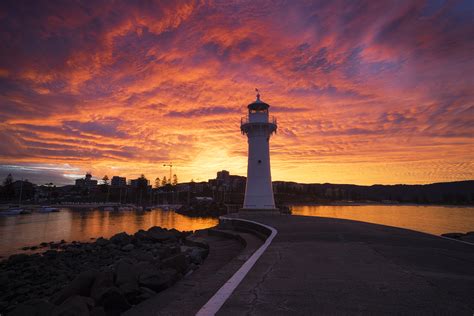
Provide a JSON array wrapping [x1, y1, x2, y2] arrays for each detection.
[[0, 0, 473, 185]]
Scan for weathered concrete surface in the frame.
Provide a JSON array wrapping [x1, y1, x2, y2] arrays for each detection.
[[219, 214, 474, 315]]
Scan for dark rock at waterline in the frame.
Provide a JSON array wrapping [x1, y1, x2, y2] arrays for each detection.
[[1, 226, 209, 314], [441, 232, 464, 239], [110, 232, 132, 246], [50, 270, 98, 305], [147, 227, 182, 242], [8, 254, 29, 264], [95, 237, 109, 247]]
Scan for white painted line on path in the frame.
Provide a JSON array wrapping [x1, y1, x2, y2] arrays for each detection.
[[196, 217, 278, 316]]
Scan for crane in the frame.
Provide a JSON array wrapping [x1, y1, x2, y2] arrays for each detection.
[[163, 162, 173, 184]]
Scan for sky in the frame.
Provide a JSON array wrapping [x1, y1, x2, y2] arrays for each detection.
[[0, 0, 473, 186]]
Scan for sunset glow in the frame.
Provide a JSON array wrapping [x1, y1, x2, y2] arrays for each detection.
[[1, 0, 473, 185]]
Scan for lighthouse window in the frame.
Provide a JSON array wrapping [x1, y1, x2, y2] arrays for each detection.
[[258, 160, 262, 164]]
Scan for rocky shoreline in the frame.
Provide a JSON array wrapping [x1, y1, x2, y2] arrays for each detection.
[[441, 231, 474, 243], [0, 226, 210, 315]]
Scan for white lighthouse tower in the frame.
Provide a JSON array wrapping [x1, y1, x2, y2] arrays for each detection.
[[241, 90, 277, 210]]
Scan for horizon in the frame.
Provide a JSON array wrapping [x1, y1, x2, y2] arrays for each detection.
[[1, 1, 473, 186]]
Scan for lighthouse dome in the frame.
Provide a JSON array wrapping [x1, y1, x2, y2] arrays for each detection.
[[247, 95, 270, 111]]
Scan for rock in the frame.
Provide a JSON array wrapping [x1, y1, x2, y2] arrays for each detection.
[[90, 272, 114, 303], [110, 232, 132, 246], [8, 254, 29, 264], [441, 232, 465, 239], [40, 242, 48, 247], [115, 259, 136, 286], [8, 299, 54, 316], [129, 249, 154, 262], [90, 306, 106, 316], [133, 230, 150, 241], [138, 267, 178, 292], [460, 234, 474, 243], [51, 295, 94, 316], [161, 253, 189, 273], [95, 238, 109, 247], [118, 281, 140, 299], [50, 270, 98, 305], [135, 287, 157, 303], [121, 244, 135, 252], [96, 287, 130, 315], [184, 236, 209, 249], [147, 227, 181, 242], [43, 250, 58, 258], [181, 246, 208, 264]]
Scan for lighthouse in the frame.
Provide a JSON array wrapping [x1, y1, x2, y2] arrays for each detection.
[[241, 90, 277, 210]]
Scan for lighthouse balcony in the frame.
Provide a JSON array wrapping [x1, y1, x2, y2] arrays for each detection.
[[241, 115, 277, 134]]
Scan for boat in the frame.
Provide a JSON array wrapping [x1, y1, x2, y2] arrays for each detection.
[[38, 206, 60, 213], [104, 206, 114, 211], [0, 208, 24, 215]]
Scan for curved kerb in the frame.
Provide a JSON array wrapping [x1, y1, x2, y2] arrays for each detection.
[[196, 217, 278, 316]]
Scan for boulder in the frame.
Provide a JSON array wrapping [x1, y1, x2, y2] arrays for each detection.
[[50, 270, 98, 305], [110, 232, 132, 246], [51, 295, 94, 316], [129, 249, 154, 262], [133, 229, 150, 240], [184, 236, 209, 249], [90, 306, 106, 316], [96, 287, 130, 315], [90, 272, 114, 303], [161, 253, 189, 273], [460, 234, 474, 243], [441, 232, 464, 239], [9, 299, 54, 316], [147, 227, 181, 242], [115, 259, 136, 286], [138, 268, 178, 292], [121, 244, 135, 252], [8, 254, 29, 265], [95, 238, 109, 247], [186, 247, 208, 264], [135, 287, 157, 303]]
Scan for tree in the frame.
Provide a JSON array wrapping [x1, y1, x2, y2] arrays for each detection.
[[102, 175, 109, 185], [161, 176, 168, 187], [155, 177, 161, 189], [172, 174, 178, 186], [3, 174, 14, 200], [3, 173, 13, 186]]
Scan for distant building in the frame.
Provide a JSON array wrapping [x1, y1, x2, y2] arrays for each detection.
[[130, 177, 150, 188], [75, 173, 98, 188], [111, 176, 126, 187]]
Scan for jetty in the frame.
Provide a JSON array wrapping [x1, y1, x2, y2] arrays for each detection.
[[129, 213, 474, 315]]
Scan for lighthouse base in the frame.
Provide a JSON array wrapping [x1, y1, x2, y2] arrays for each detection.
[[239, 208, 280, 215]]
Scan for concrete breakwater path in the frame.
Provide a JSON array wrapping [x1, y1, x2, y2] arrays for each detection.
[[213, 214, 474, 315]]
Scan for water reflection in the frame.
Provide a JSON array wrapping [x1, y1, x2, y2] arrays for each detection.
[[0, 209, 218, 257], [292, 205, 474, 236]]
